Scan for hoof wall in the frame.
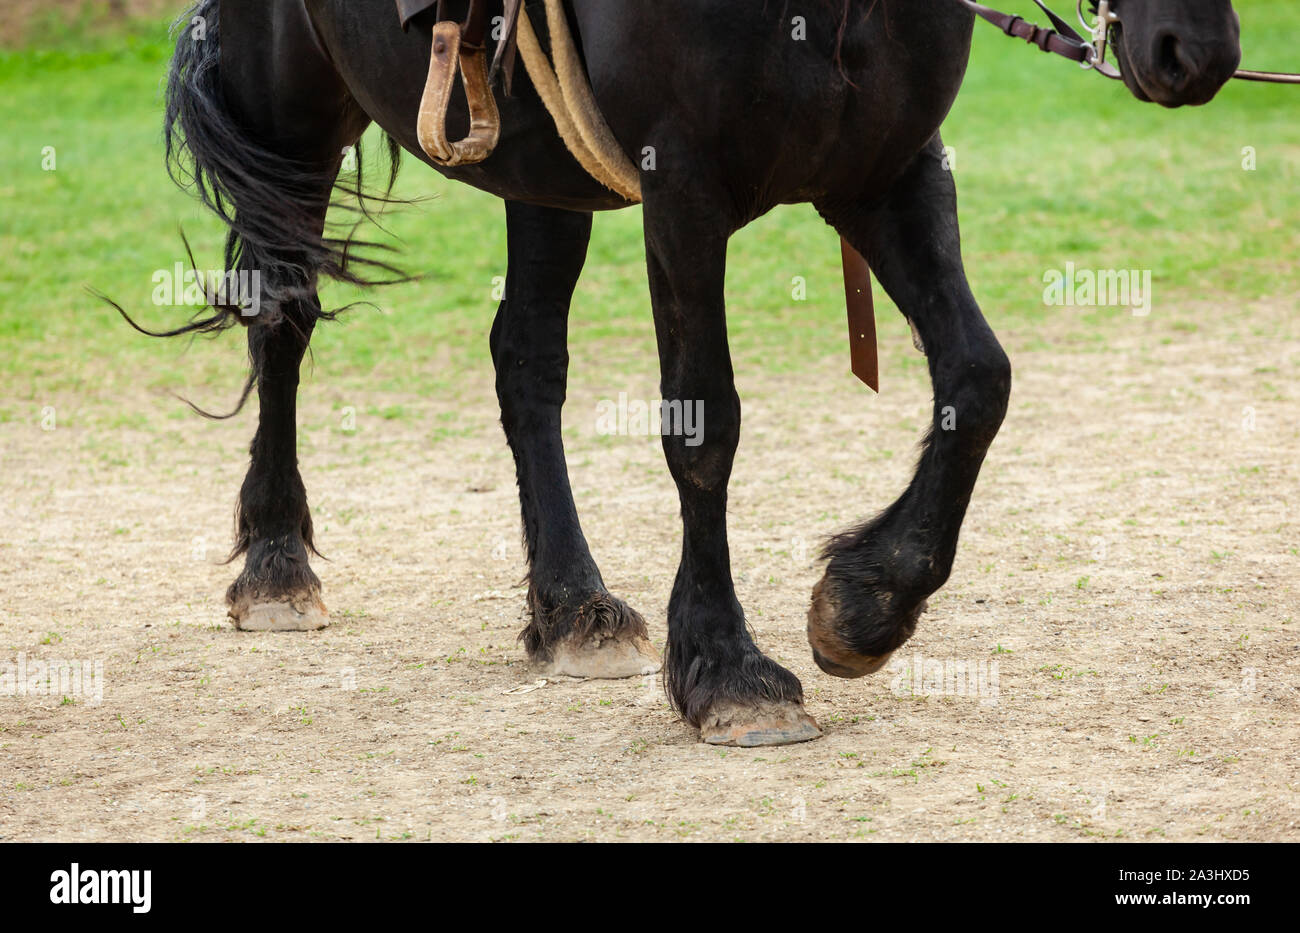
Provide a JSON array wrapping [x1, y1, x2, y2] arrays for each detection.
[[231, 597, 328, 632], [700, 701, 823, 747], [541, 633, 661, 679]]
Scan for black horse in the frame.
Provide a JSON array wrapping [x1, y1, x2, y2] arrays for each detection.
[[128, 0, 1241, 746]]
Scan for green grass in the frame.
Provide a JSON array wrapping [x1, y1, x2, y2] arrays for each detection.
[[1, 1, 1297, 412]]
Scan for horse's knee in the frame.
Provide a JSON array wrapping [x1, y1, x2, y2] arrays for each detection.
[[662, 391, 736, 492], [971, 341, 1012, 423], [939, 338, 1011, 448], [489, 302, 505, 360]]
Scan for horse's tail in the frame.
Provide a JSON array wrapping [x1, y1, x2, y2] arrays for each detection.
[[106, 0, 406, 344]]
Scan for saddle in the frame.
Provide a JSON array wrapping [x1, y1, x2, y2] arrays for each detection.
[[396, 0, 879, 393], [400, 0, 523, 167]]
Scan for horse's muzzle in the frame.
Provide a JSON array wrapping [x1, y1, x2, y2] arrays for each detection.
[[1145, 31, 1242, 105]]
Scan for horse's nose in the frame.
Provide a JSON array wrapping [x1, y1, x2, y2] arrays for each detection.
[[1152, 31, 1241, 104], [1154, 32, 1195, 95]]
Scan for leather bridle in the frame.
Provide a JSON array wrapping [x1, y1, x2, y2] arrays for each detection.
[[956, 0, 1300, 85]]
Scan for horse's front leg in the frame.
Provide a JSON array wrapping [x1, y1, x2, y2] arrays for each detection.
[[811, 136, 1012, 676], [644, 187, 821, 746]]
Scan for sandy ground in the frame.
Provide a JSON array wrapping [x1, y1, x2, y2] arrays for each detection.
[[1, 297, 1297, 842]]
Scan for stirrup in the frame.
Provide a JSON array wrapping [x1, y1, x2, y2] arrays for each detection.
[[417, 20, 500, 167]]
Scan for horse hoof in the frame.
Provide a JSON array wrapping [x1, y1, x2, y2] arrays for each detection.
[[806, 575, 907, 678], [230, 595, 328, 632], [541, 632, 661, 679], [699, 701, 823, 747]]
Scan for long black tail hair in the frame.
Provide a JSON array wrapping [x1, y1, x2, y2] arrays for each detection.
[[100, 0, 409, 414]]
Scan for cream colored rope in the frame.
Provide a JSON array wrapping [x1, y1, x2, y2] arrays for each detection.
[[516, 1, 643, 203]]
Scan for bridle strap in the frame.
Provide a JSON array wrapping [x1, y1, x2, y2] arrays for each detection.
[[954, 0, 1095, 66], [956, 0, 1300, 85]]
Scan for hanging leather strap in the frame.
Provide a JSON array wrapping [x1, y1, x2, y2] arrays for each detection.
[[490, 0, 524, 93], [841, 238, 879, 393]]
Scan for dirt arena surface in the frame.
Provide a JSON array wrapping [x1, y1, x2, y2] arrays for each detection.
[[1, 300, 1296, 842]]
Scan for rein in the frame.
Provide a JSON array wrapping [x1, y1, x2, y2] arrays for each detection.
[[956, 0, 1300, 85], [845, 0, 1297, 394]]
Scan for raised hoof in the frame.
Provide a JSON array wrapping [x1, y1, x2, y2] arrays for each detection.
[[230, 594, 328, 632], [699, 701, 823, 747], [806, 575, 910, 679], [540, 632, 661, 679]]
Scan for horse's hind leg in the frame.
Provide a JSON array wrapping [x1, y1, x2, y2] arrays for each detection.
[[226, 307, 327, 631], [810, 135, 1012, 674], [493, 201, 658, 676], [175, 1, 370, 629]]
